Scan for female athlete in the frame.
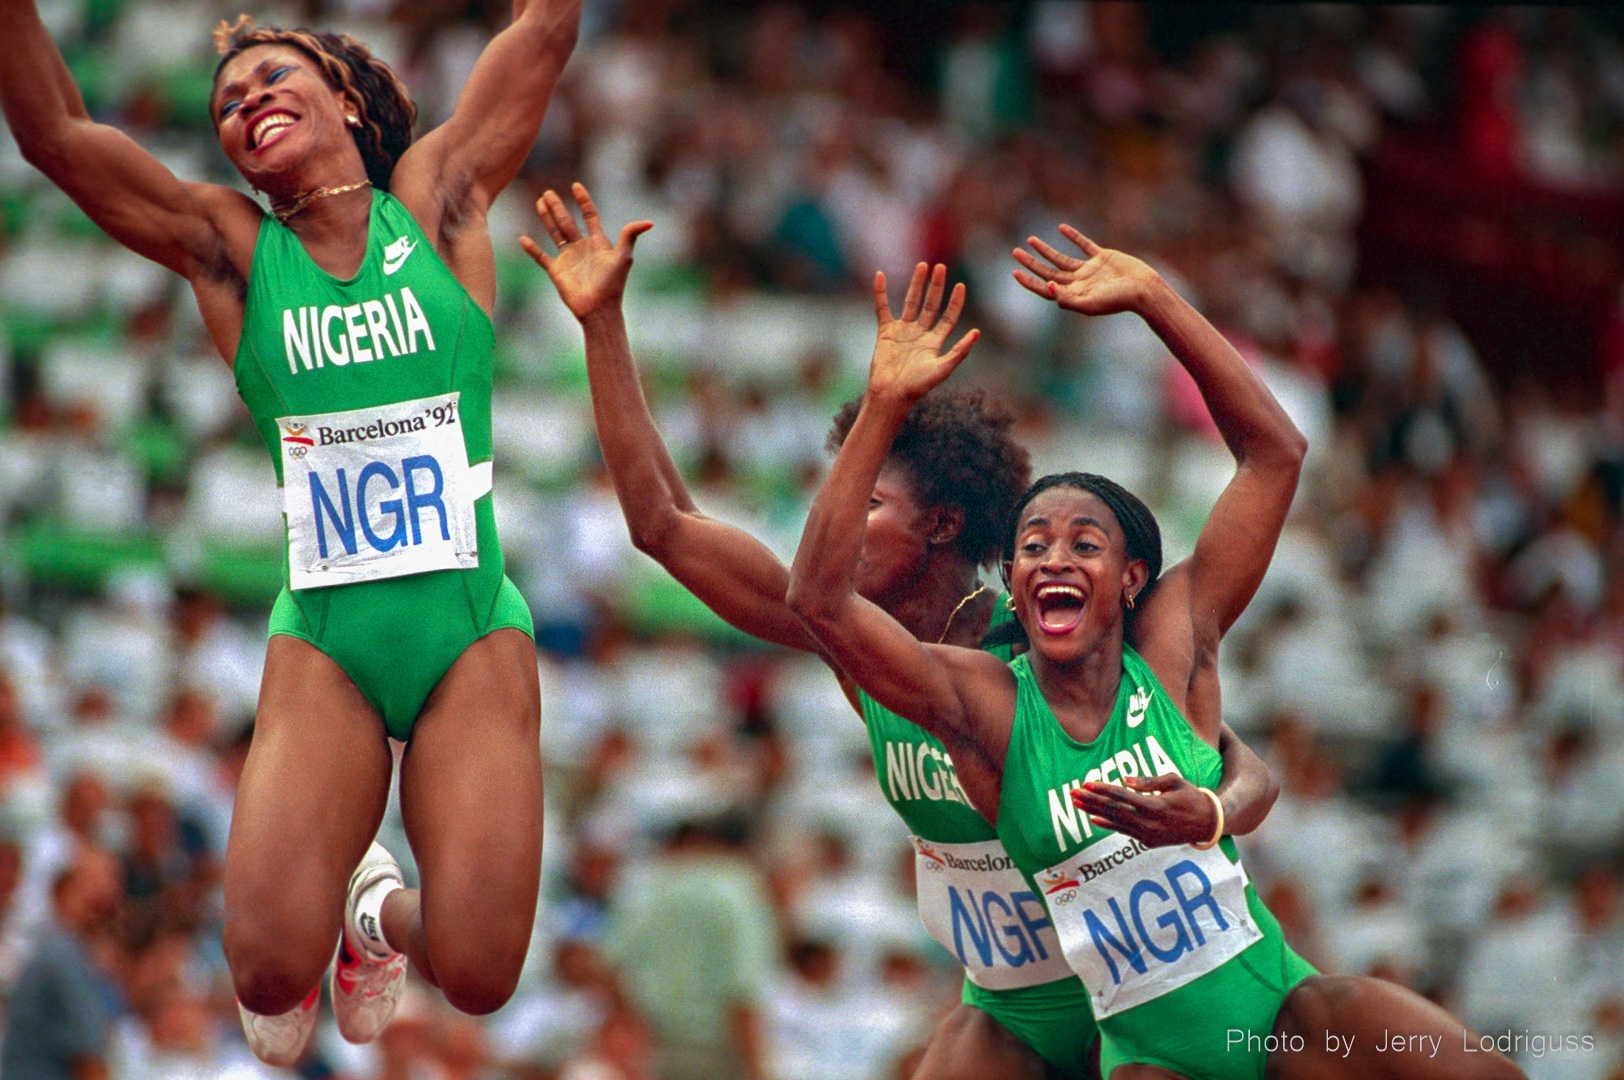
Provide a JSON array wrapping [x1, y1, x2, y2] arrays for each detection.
[[0, 0, 578, 1062], [785, 232, 1526, 1080], [522, 184, 1283, 1080]]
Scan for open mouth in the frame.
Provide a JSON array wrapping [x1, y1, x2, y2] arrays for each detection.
[[1033, 582, 1086, 635], [250, 111, 297, 151]]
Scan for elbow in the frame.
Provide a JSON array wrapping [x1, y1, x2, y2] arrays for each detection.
[[785, 573, 838, 634], [1231, 764, 1280, 837], [1255, 422, 1307, 486], [1256, 766, 1281, 824], [531, 0, 580, 51], [1281, 424, 1309, 471], [16, 129, 66, 174], [625, 506, 679, 561]]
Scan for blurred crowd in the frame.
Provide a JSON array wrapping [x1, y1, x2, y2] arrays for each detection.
[[2, 2, 1623, 1079]]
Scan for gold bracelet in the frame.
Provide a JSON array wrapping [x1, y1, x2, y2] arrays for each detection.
[[1192, 786, 1225, 849]]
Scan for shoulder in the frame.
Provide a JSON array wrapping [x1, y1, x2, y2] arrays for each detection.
[[1128, 563, 1203, 698], [940, 642, 1018, 684]]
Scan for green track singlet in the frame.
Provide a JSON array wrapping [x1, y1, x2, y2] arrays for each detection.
[[855, 598, 1097, 1079], [233, 189, 532, 739], [996, 648, 1315, 1080]]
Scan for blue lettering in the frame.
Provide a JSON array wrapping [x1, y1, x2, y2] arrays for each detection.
[[1129, 878, 1190, 963], [948, 887, 994, 968], [1167, 860, 1229, 945], [1012, 892, 1053, 962], [1083, 897, 1147, 986], [402, 455, 448, 544], [357, 462, 407, 552], [309, 470, 358, 557], [982, 892, 1033, 967]]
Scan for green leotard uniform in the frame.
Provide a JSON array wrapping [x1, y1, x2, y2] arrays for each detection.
[[996, 648, 1316, 1080], [234, 189, 532, 740], [856, 599, 1097, 1079]]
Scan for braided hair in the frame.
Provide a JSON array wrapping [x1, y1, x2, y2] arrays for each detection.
[[212, 15, 416, 192], [987, 472, 1163, 648], [827, 388, 1032, 569]]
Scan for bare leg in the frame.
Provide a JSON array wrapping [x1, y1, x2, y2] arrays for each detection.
[[911, 1004, 1056, 1080], [389, 628, 543, 1015], [1267, 975, 1526, 1080], [224, 636, 393, 1015]]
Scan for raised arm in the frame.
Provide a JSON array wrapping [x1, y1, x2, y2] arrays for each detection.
[[786, 266, 1012, 809], [0, 0, 240, 279], [1014, 227, 1305, 678], [522, 183, 830, 654], [393, 0, 579, 247]]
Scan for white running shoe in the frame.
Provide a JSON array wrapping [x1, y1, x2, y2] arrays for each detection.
[[332, 841, 407, 1044], [238, 985, 319, 1067]]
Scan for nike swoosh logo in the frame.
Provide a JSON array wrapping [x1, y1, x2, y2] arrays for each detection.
[[383, 238, 416, 275]]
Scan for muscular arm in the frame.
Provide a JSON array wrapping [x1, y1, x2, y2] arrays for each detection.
[[1015, 228, 1304, 745], [1137, 274, 1307, 641], [785, 267, 1009, 812], [394, 0, 579, 251], [0, 0, 236, 278], [524, 185, 823, 653], [579, 305, 829, 652]]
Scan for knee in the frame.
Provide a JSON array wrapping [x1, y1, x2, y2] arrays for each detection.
[[435, 959, 522, 1016], [420, 891, 535, 1016], [226, 941, 325, 1016], [223, 910, 333, 1016]]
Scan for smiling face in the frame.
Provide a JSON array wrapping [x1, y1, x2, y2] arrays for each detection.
[[212, 44, 358, 191], [1007, 485, 1147, 660]]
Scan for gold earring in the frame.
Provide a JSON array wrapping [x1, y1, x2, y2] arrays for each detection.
[[1125, 592, 1135, 610], [345, 114, 359, 127], [1005, 596, 1016, 611]]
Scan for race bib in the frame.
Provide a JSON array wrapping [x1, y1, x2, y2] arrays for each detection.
[[911, 836, 1075, 990], [279, 393, 483, 589], [1037, 837, 1262, 1018]]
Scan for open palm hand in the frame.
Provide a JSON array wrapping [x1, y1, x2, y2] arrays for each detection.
[[1012, 224, 1159, 318], [521, 182, 652, 321], [867, 263, 979, 404]]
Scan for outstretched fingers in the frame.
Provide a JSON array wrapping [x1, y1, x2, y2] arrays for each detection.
[[933, 281, 967, 338], [572, 181, 606, 240], [939, 323, 981, 373], [538, 189, 582, 248], [1027, 234, 1084, 272], [1058, 223, 1102, 258], [917, 263, 948, 328], [617, 220, 654, 255], [517, 234, 550, 269], [873, 271, 893, 328], [898, 262, 929, 324], [1012, 267, 1058, 301], [1012, 246, 1058, 280]]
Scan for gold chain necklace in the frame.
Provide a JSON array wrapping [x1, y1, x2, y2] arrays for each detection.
[[936, 582, 988, 644], [271, 179, 372, 224]]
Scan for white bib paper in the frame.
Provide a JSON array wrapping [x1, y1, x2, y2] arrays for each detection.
[[1036, 837, 1262, 1018], [279, 393, 479, 589], [911, 836, 1075, 990]]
